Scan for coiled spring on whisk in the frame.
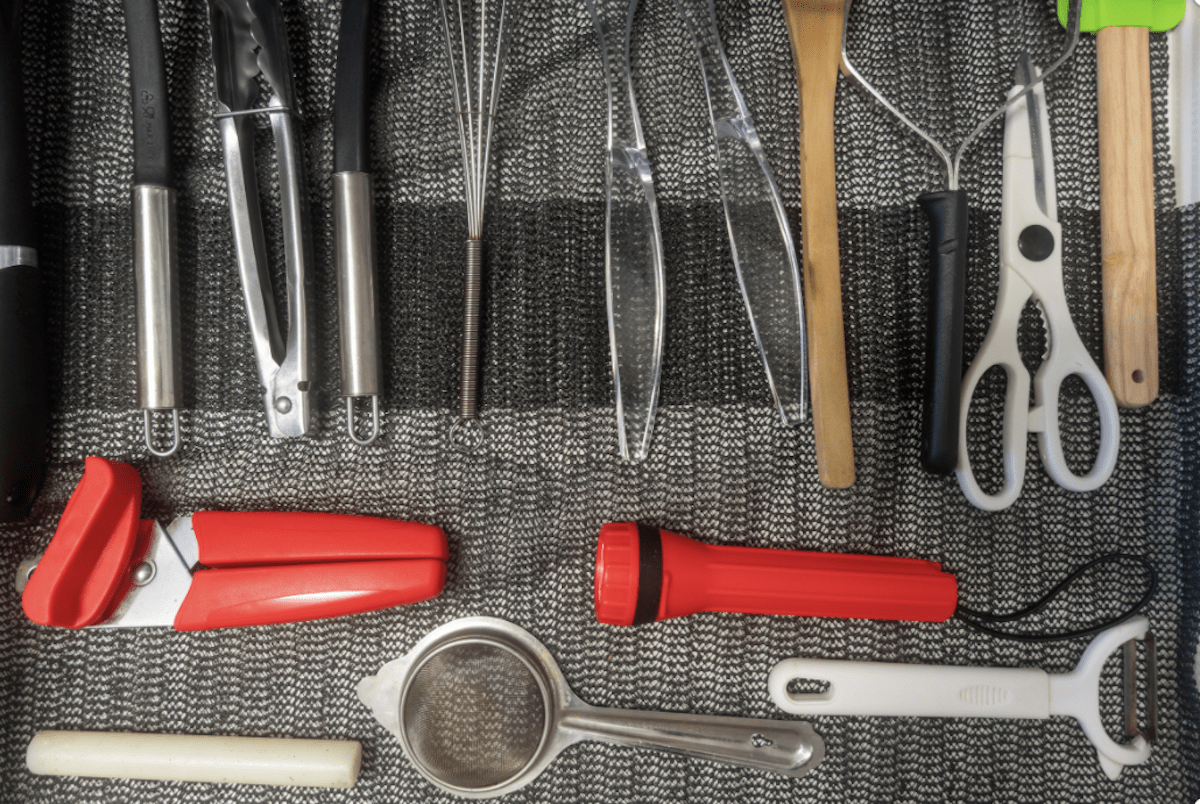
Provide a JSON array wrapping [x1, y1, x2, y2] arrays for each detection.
[[439, 0, 512, 451]]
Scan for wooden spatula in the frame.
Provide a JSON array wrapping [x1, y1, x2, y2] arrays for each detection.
[[1059, 0, 1185, 407], [782, 0, 855, 488]]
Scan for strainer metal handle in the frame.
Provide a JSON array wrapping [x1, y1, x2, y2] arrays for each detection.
[[559, 707, 824, 777]]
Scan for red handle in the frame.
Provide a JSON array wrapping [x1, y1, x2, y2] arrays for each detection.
[[173, 559, 448, 631], [191, 511, 448, 565], [595, 523, 958, 626], [22, 457, 147, 629]]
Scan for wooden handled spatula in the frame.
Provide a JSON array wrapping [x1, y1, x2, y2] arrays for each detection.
[[781, 0, 855, 488], [1059, 0, 1185, 407]]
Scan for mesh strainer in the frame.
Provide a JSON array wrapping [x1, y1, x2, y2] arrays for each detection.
[[357, 617, 825, 797]]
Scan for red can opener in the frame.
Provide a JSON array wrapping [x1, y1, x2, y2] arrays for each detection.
[[17, 457, 448, 631]]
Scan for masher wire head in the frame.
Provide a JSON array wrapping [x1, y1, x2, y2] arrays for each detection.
[[401, 640, 551, 791], [839, 0, 1083, 190]]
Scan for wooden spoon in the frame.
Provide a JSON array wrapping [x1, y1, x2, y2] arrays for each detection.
[[782, 0, 855, 487]]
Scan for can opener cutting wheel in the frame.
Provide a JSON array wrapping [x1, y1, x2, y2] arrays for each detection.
[[16, 457, 447, 631], [768, 615, 1157, 779]]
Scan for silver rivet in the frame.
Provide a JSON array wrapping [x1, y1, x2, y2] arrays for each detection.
[[133, 561, 156, 586], [274, 397, 292, 414]]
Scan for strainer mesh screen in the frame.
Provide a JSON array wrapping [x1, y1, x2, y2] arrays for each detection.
[[402, 641, 547, 790]]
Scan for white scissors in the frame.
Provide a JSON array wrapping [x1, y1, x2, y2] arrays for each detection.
[[956, 53, 1119, 511]]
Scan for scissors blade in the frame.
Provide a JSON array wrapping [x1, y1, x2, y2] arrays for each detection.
[[1015, 53, 1050, 219]]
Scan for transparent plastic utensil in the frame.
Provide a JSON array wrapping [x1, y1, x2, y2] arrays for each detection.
[[357, 617, 825, 798], [585, 0, 665, 463], [674, 0, 807, 425]]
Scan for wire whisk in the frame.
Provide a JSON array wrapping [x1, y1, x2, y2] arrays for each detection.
[[439, 0, 513, 451]]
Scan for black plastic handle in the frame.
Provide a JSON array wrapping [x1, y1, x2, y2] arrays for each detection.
[[123, 0, 173, 187], [333, 0, 371, 175], [0, 2, 34, 248], [916, 189, 968, 475], [0, 264, 48, 523], [0, 3, 47, 523]]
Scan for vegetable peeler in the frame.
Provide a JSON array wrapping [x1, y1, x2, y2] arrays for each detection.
[[16, 457, 447, 631], [769, 615, 1157, 780], [206, 0, 315, 438]]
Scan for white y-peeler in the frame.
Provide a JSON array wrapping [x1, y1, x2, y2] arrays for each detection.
[[768, 615, 1156, 780]]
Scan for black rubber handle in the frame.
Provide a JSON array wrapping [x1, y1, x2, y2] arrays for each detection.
[[916, 189, 968, 475], [123, 0, 173, 187], [0, 264, 48, 523], [0, 3, 34, 247], [0, 2, 46, 523], [332, 0, 371, 174]]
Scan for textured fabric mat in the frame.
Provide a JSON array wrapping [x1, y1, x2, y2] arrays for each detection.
[[1, 0, 1197, 801]]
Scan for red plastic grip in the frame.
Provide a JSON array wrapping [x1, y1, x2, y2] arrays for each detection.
[[191, 511, 448, 565], [22, 457, 147, 629], [595, 523, 958, 626], [173, 559, 447, 630]]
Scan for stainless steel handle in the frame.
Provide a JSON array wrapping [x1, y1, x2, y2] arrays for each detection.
[[333, 171, 381, 445], [134, 185, 181, 411], [560, 708, 824, 777], [333, 173, 381, 399], [133, 185, 181, 457]]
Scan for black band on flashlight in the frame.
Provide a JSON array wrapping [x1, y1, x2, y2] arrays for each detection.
[[633, 523, 663, 625]]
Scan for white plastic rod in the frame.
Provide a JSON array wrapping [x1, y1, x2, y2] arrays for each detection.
[[26, 731, 361, 789], [768, 658, 1051, 720]]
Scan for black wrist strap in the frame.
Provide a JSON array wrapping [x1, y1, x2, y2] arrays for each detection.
[[954, 554, 1157, 642]]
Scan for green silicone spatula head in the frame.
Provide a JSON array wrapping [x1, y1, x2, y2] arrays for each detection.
[[1057, 0, 1185, 31]]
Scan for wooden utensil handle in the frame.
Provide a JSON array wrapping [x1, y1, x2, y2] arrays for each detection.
[[1097, 25, 1158, 407], [783, 0, 855, 488]]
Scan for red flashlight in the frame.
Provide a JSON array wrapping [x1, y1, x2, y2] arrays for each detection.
[[594, 523, 958, 626]]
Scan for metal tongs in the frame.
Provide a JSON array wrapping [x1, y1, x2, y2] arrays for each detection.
[[207, 0, 315, 438]]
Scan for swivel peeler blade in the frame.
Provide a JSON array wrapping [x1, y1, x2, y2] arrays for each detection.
[[207, 0, 315, 439]]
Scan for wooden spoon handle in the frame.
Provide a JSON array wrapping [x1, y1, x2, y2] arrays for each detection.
[[782, 0, 855, 488], [1097, 25, 1158, 407]]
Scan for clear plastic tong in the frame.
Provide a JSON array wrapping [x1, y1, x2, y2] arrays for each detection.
[[585, 0, 666, 463], [674, 0, 808, 426]]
